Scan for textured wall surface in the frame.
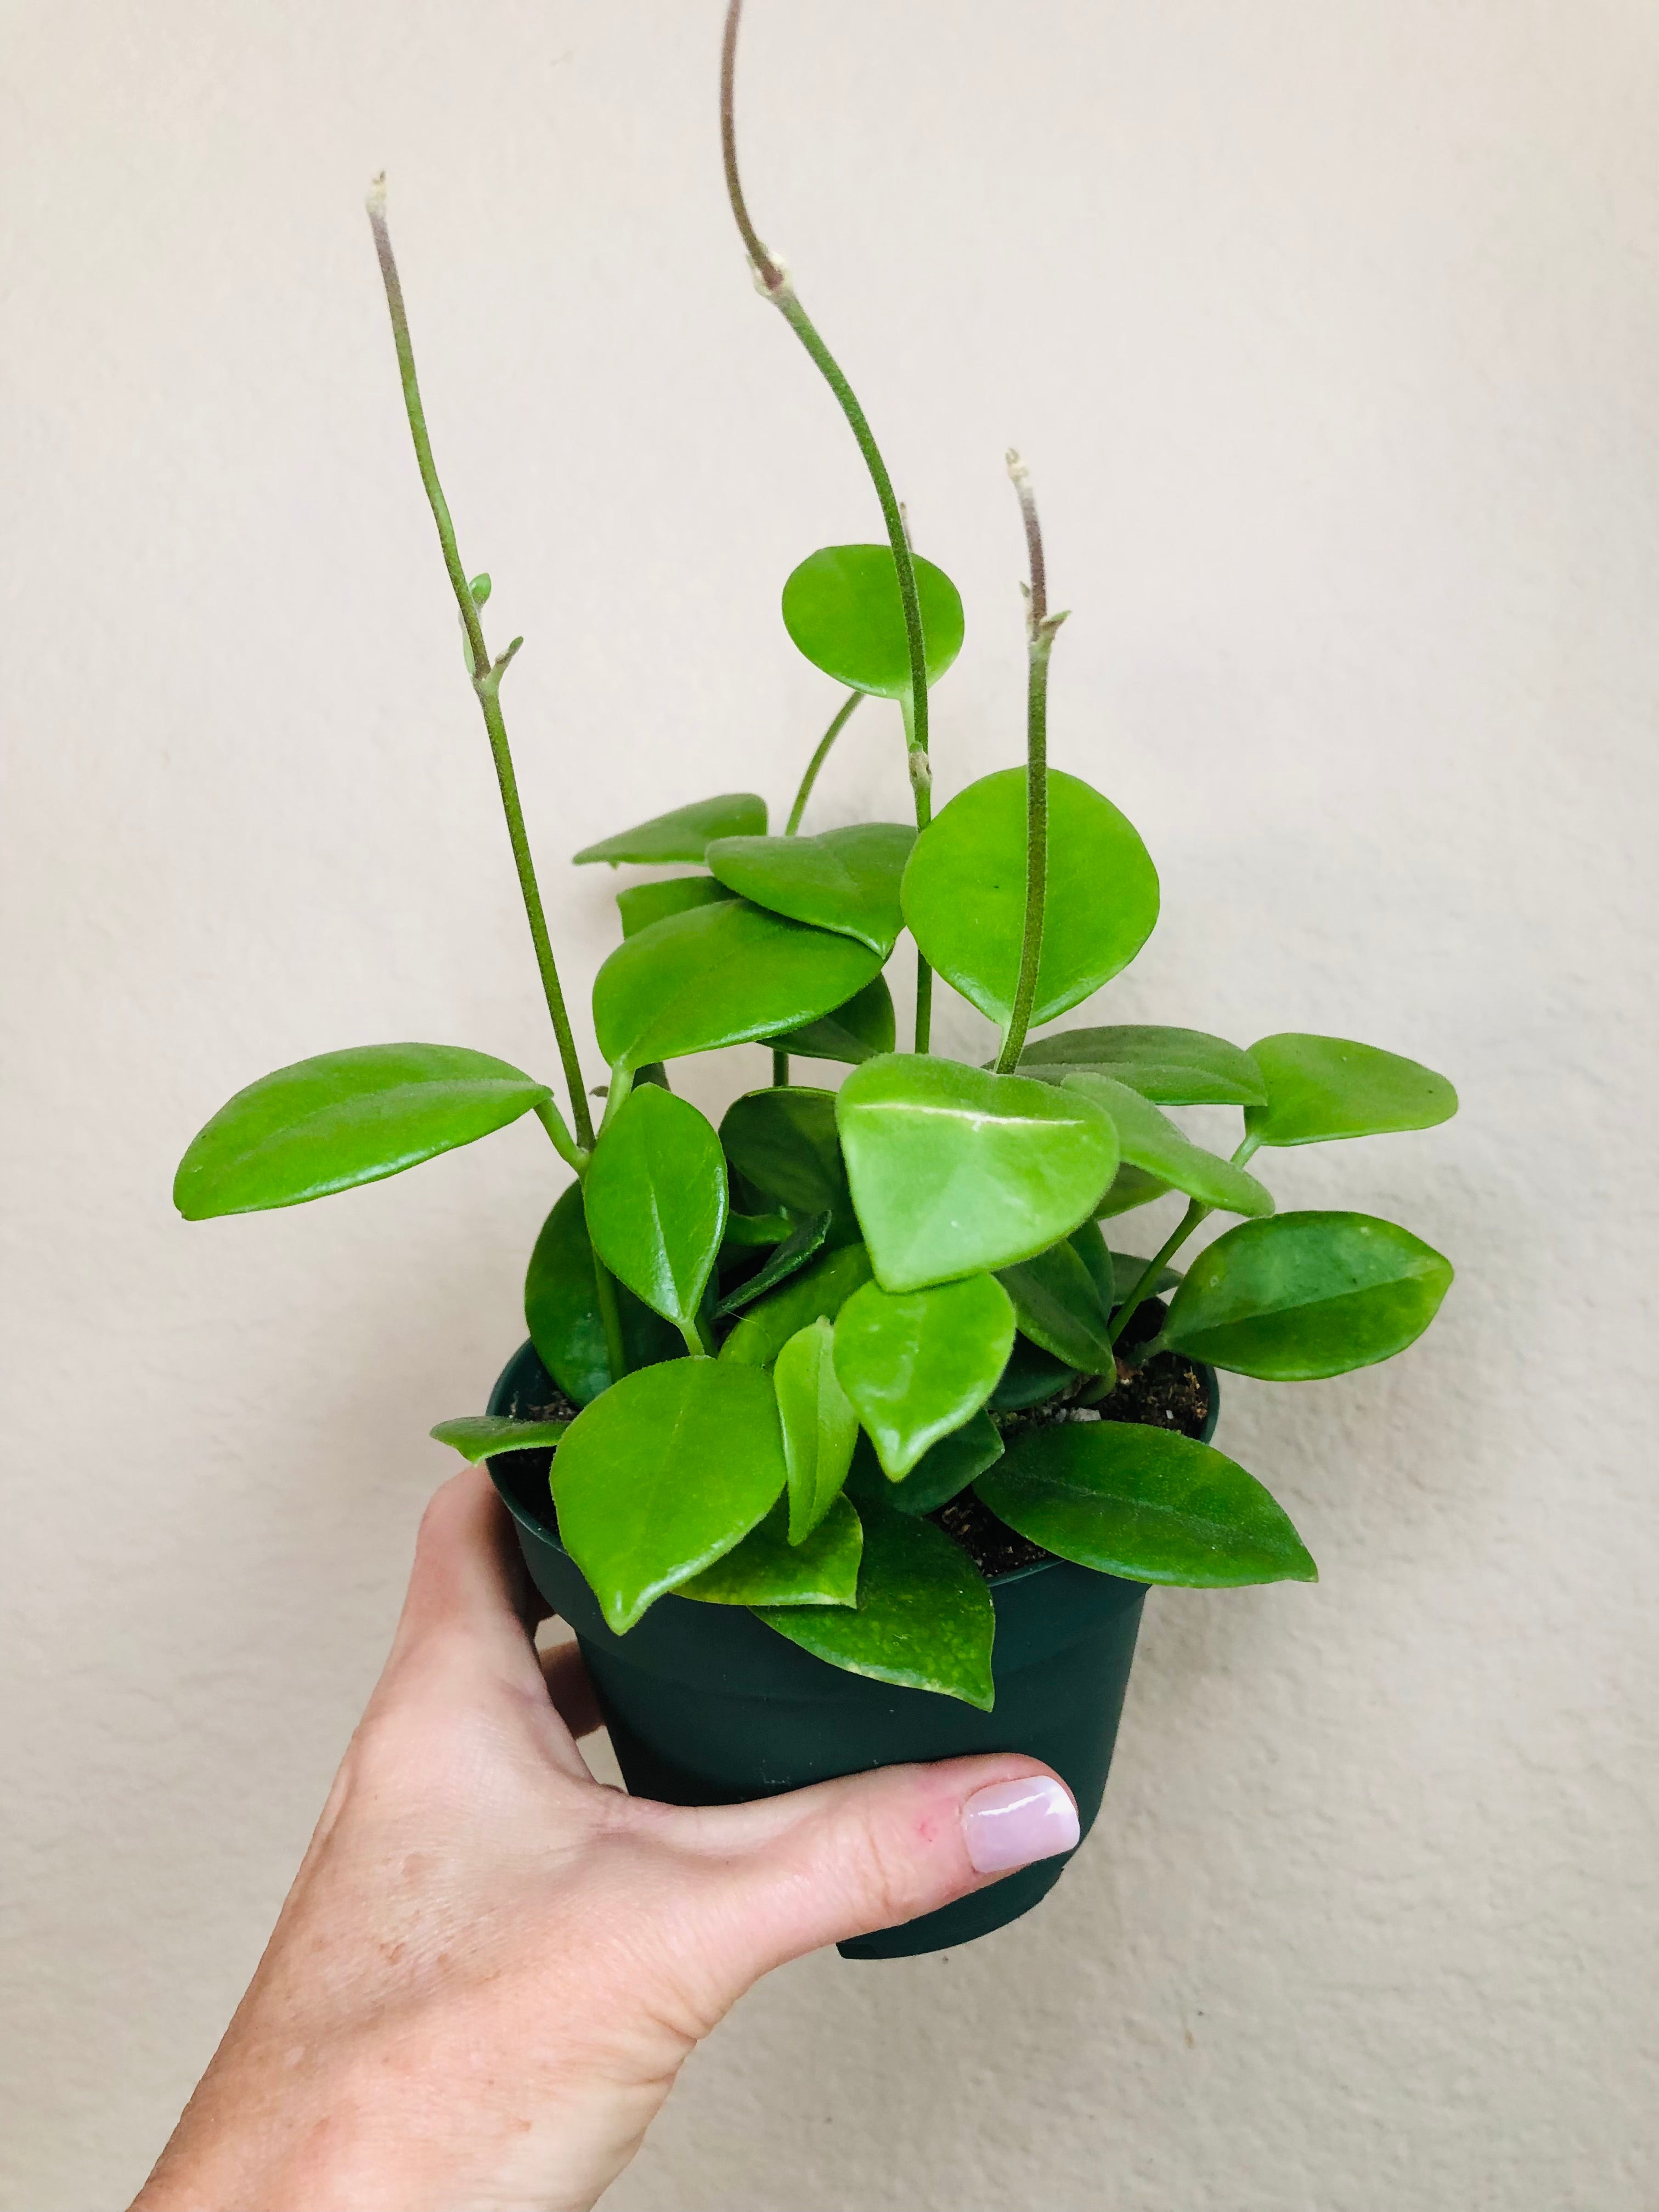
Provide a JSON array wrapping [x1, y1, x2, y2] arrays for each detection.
[[3, 2, 1656, 2205]]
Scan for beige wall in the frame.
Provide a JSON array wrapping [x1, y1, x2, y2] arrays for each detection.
[[3, 2, 1656, 2205]]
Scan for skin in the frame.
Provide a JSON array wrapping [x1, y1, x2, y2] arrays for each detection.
[[132, 1466, 1072, 2212]]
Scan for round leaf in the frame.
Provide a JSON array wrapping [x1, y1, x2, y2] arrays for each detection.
[[574, 792, 766, 866], [977, 1423, 1317, 1587], [617, 876, 736, 938], [554, 1359, 786, 1633], [583, 1085, 728, 1334], [1064, 1073, 1274, 1217], [997, 1238, 1115, 1372], [720, 1087, 850, 1217], [523, 1184, 681, 1404], [774, 1317, 862, 1542], [833, 1273, 1015, 1478], [719, 1243, 874, 1367], [1245, 1034, 1458, 1148], [902, 770, 1159, 1030], [677, 1493, 862, 1606], [1019, 1025, 1266, 1106], [836, 1054, 1119, 1294], [764, 973, 896, 1066], [706, 823, 915, 956], [781, 544, 964, 698], [1158, 1211, 1454, 1378]]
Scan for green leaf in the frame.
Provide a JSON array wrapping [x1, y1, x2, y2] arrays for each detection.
[[781, 545, 965, 698], [760, 1494, 996, 1709], [1094, 1162, 1172, 1219], [1069, 1219, 1116, 1306], [616, 876, 737, 938], [1245, 1034, 1458, 1148], [901, 770, 1159, 1030], [833, 1274, 1015, 1478], [1107, 1250, 1183, 1302], [678, 1493, 862, 1606], [989, 1335, 1077, 1410], [1064, 1073, 1275, 1217], [173, 1043, 549, 1220], [719, 1243, 874, 1366], [554, 1359, 786, 1633], [848, 1411, 1003, 1517], [524, 1183, 680, 1405], [574, 793, 767, 866], [430, 1413, 568, 1463], [594, 900, 882, 1072], [714, 1211, 832, 1318], [582, 1086, 727, 1335], [837, 1055, 1119, 1294], [706, 824, 914, 958], [997, 1239, 1115, 1373], [721, 1209, 796, 1250], [1018, 1025, 1266, 1106], [720, 1086, 851, 1220], [1158, 1211, 1454, 1378], [977, 1423, 1317, 1587], [773, 1318, 862, 1541], [765, 973, 896, 1065]]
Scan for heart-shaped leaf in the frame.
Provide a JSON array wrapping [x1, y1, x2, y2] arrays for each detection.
[[1158, 1211, 1453, 1378], [837, 1055, 1119, 1294], [902, 770, 1159, 1030], [554, 1359, 786, 1633], [764, 973, 896, 1065], [1064, 1074, 1274, 1218], [714, 1212, 832, 1319], [782, 545, 965, 697], [977, 1423, 1317, 1587], [773, 1318, 862, 1541], [720, 1087, 850, 1218], [594, 900, 882, 1071], [677, 1493, 862, 1606], [524, 1184, 682, 1404], [706, 824, 915, 957], [719, 1243, 874, 1367], [174, 1043, 549, 1220], [617, 876, 736, 938], [582, 1085, 727, 1335], [1018, 1025, 1266, 1106], [760, 1494, 996, 1709], [847, 1412, 1003, 1517], [430, 1414, 569, 1463], [1245, 1034, 1458, 1148], [833, 1273, 1015, 1477], [997, 1238, 1115, 1373], [1094, 1162, 1172, 1219], [574, 792, 766, 866]]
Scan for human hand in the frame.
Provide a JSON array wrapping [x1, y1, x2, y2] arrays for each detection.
[[132, 1465, 1080, 2212]]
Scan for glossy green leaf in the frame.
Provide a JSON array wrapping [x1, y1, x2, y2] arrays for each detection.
[[781, 544, 964, 698], [430, 1414, 568, 1463], [848, 1411, 1003, 1517], [174, 1043, 548, 1220], [765, 973, 896, 1065], [833, 1273, 1015, 1478], [1069, 1220, 1116, 1306], [721, 1209, 796, 1250], [1107, 1250, 1183, 1302], [774, 1317, 861, 1541], [524, 1183, 680, 1405], [706, 824, 914, 957], [1159, 1211, 1454, 1378], [837, 1055, 1119, 1294], [616, 876, 736, 938], [714, 1212, 832, 1319], [997, 1238, 1115, 1373], [678, 1493, 862, 1606], [1018, 1025, 1266, 1106], [554, 1359, 786, 1632], [902, 770, 1159, 1029], [594, 900, 882, 1072], [1064, 1073, 1274, 1218], [760, 1494, 996, 1709], [719, 1086, 850, 1218], [574, 793, 766, 866], [989, 1335, 1077, 1410], [719, 1243, 874, 1366], [1094, 1162, 1172, 1219], [582, 1086, 727, 1334], [1246, 1034, 1458, 1148], [978, 1423, 1317, 1587]]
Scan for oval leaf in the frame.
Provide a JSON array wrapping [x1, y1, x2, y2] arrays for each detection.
[[833, 1273, 1015, 1478], [583, 1085, 727, 1334], [759, 1495, 996, 1709], [594, 900, 882, 1072], [174, 1043, 548, 1220], [774, 1317, 862, 1542], [554, 1360, 786, 1632], [706, 823, 914, 956], [719, 1243, 874, 1367], [837, 1054, 1119, 1294], [1064, 1073, 1274, 1217], [574, 792, 766, 866], [997, 1239, 1115, 1372], [524, 1184, 681, 1405], [764, 973, 896, 1066], [678, 1492, 862, 1606], [1159, 1211, 1453, 1378], [782, 544, 964, 698], [1246, 1034, 1458, 1148], [1019, 1025, 1266, 1106], [902, 770, 1159, 1030], [617, 876, 736, 938], [430, 1413, 568, 1463], [720, 1087, 850, 1218], [847, 1411, 1003, 1517], [977, 1423, 1316, 1587]]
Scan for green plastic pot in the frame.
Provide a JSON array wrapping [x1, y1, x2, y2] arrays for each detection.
[[486, 1338, 1218, 1960]]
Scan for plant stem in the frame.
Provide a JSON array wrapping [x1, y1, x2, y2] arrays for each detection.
[[994, 453, 1065, 1077], [771, 1049, 790, 1087], [1107, 1135, 1266, 1348], [785, 690, 862, 834], [366, 178, 596, 1155], [591, 1248, 629, 1383]]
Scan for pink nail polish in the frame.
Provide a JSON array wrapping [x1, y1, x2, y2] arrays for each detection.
[[961, 1775, 1081, 1874]]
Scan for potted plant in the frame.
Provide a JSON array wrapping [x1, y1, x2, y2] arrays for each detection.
[[172, 2, 1456, 1960]]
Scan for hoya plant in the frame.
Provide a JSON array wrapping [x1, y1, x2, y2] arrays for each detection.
[[174, 3, 1455, 1716]]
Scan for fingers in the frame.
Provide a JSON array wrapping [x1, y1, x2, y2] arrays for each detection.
[[383, 1466, 551, 1696], [540, 1636, 605, 1741]]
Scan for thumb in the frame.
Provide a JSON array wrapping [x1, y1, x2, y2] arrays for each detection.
[[673, 1754, 1081, 1979]]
